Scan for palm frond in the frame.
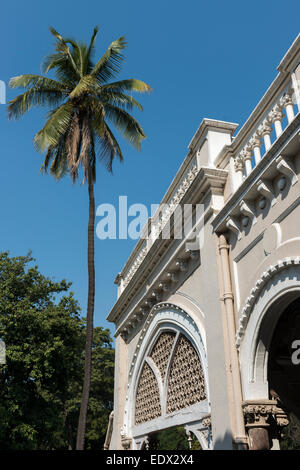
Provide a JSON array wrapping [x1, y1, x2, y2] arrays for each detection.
[[43, 52, 77, 86], [8, 88, 65, 119], [49, 27, 81, 78], [104, 104, 146, 150], [87, 26, 99, 61], [40, 145, 56, 173], [69, 75, 100, 99], [99, 89, 143, 111], [9, 74, 69, 92], [34, 101, 73, 151], [90, 36, 126, 84], [101, 79, 151, 93]]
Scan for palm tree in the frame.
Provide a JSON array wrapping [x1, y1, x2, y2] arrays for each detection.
[[8, 26, 151, 450]]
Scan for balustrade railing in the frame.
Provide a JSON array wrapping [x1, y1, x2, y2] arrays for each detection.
[[233, 83, 299, 186]]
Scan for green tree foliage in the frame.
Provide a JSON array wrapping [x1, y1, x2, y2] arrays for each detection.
[[151, 427, 201, 450], [280, 414, 300, 450], [64, 327, 114, 450], [0, 252, 114, 449]]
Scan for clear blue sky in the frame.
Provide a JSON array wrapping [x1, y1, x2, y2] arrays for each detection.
[[0, 0, 299, 334]]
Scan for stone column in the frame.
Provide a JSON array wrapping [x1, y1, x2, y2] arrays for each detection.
[[218, 235, 248, 449]]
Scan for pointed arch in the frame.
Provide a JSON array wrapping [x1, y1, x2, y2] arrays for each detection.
[[122, 302, 211, 449]]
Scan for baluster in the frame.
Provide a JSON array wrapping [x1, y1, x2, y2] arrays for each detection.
[[258, 119, 272, 152], [243, 146, 253, 176], [269, 104, 284, 138], [249, 132, 262, 166], [280, 91, 295, 124], [234, 154, 244, 187]]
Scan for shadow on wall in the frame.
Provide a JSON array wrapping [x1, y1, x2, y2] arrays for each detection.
[[213, 431, 234, 450]]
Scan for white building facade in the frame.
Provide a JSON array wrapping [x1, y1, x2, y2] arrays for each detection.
[[106, 35, 300, 450]]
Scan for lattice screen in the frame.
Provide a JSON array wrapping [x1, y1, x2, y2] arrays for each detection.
[[135, 362, 161, 425], [135, 331, 206, 425], [166, 334, 206, 413], [150, 331, 176, 379]]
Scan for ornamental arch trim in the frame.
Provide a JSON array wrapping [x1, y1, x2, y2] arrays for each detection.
[[238, 261, 300, 400], [236, 256, 300, 347], [122, 303, 210, 449]]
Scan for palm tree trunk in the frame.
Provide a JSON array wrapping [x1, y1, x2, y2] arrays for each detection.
[[76, 175, 95, 450]]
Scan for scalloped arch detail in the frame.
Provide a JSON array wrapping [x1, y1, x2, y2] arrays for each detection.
[[236, 256, 300, 347]]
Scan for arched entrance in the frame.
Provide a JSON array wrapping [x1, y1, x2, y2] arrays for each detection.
[[122, 303, 212, 450], [267, 297, 300, 449], [239, 261, 300, 449]]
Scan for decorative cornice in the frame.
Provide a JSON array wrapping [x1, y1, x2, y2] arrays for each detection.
[[236, 257, 300, 347], [117, 250, 199, 339], [107, 167, 227, 325], [123, 244, 148, 289], [188, 118, 238, 152], [121, 162, 199, 291], [277, 33, 300, 72]]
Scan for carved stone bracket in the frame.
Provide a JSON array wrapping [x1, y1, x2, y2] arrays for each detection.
[[239, 199, 257, 225], [167, 272, 178, 283], [184, 415, 212, 450], [121, 437, 132, 450], [159, 282, 170, 292], [226, 216, 241, 240], [151, 290, 162, 302], [256, 179, 276, 206], [120, 424, 132, 450], [176, 259, 188, 272], [276, 155, 298, 186]]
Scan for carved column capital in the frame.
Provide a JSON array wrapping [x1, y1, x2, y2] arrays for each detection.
[[269, 105, 284, 123], [280, 92, 294, 108], [242, 400, 289, 429], [258, 119, 272, 137], [249, 133, 262, 149], [242, 146, 253, 161], [234, 154, 244, 171], [243, 402, 273, 428], [202, 416, 211, 429]]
